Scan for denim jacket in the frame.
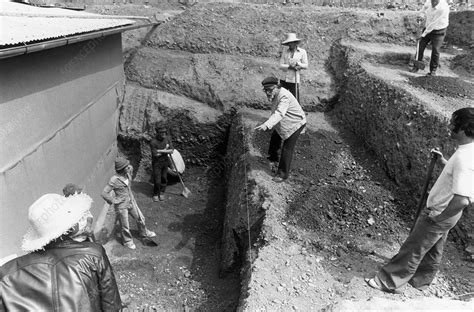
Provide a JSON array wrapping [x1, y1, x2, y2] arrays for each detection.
[[101, 173, 138, 210]]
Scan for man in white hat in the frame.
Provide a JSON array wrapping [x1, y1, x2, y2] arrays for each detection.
[[0, 193, 122, 311], [279, 33, 308, 102]]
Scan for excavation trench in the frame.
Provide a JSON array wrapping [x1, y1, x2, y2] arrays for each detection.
[[103, 41, 473, 311], [95, 4, 474, 310]]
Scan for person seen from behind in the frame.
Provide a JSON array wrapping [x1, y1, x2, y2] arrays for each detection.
[[0, 193, 122, 311]]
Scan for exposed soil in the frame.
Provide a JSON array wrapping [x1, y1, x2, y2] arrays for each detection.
[[104, 169, 240, 311], [409, 76, 474, 100], [87, 2, 474, 311], [244, 111, 474, 311]]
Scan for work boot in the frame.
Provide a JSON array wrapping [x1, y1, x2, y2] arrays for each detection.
[[409, 67, 419, 73], [426, 71, 437, 76], [152, 196, 159, 202]]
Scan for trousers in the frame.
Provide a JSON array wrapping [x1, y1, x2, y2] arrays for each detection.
[[116, 204, 147, 244], [417, 28, 447, 73], [280, 80, 300, 102], [267, 124, 305, 179], [152, 162, 168, 196], [375, 210, 457, 291]]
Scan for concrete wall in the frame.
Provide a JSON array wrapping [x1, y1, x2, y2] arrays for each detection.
[[0, 34, 125, 260]]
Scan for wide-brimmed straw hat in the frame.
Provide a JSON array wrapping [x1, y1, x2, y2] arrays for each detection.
[[282, 33, 302, 45], [21, 193, 93, 252]]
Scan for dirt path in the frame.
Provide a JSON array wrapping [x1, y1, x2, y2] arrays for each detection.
[[104, 168, 240, 311]]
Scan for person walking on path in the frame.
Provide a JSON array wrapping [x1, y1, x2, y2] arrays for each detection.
[[150, 125, 174, 202], [102, 157, 156, 250], [411, 0, 450, 76], [279, 33, 308, 102], [366, 107, 474, 293], [255, 76, 306, 182], [0, 193, 122, 311]]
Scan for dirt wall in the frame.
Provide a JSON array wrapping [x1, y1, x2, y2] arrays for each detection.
[[117, 84, 233, 180], [328, 41, 474, 259], [220, 112, 266, 275], [447, 11, 474, 48]]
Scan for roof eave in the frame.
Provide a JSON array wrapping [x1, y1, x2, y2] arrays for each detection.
[[0, 21, 161, 60]]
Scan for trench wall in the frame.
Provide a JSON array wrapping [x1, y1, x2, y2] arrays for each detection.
[[220, 112, 266, 276], [328, 41, 474, 258]]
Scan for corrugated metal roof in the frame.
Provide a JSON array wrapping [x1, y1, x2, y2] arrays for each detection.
[[0, 2, 135, 47]]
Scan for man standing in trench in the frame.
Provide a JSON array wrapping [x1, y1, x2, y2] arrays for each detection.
[[255, 76, 306, 182], [366, 107, 474, 293], [411, 0, 450, 76], [279, 33, 308, 102]]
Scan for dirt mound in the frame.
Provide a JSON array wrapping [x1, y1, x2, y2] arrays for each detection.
[[409, 76, 474, 100], [150, 4, 422, 58]]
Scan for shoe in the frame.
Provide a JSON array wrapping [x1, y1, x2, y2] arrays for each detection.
[[145, 230, 156, 238], [159, 195, 165, 201], [365, 278, 383, 291], [272, 176, 287, 183], [124, 241, 136, 250], [365, 278, 401, 294], [409, 67, 419, 73], [426, 71, 437, 76], [152, 196, 159, 202]]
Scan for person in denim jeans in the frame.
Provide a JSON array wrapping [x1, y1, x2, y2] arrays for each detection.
[[366, 107, 474, 293], [102, 157, 156, 249]]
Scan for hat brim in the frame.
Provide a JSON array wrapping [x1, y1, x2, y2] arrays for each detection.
[[282, 39, 301, 45], [21, 194, 92, 252]]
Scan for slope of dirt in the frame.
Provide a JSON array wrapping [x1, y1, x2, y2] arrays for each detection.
[[240, 110, 474, 310]]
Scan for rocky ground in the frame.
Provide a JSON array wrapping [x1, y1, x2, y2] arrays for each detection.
[[88, 2, 474, 311]]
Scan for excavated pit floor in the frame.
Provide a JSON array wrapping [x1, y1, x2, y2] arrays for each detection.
[[103, 168, 240, 311]]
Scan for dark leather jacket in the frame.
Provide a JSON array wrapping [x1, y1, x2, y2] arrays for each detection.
[[0, 238, 122, 311]]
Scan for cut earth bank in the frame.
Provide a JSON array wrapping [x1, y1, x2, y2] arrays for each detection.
[[89, 2, 474, 310]]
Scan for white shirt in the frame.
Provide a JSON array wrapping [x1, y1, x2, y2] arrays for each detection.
[[421, 0, 450, 37], [279, 47, 308, 84], [426, 142, 474, 222]]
